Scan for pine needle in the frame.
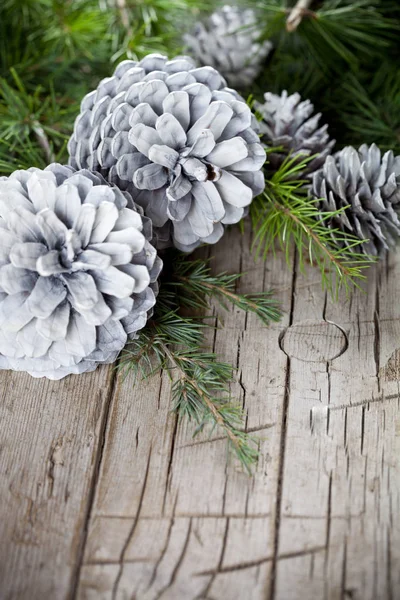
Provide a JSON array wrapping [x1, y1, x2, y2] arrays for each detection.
[[251, 156, 376, 297], [165, 253, 282, 326]]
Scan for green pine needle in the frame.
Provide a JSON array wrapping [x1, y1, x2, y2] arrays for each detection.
[[164, 253, 282, 326], [251, 156, 376, 297]]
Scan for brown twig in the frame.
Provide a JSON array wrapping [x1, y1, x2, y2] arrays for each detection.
[[286, 0, 314, 32], [32, 121, 55, 163], [116, 0, 133, 38]]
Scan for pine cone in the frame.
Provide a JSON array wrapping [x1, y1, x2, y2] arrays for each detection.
[[255, 91, 335, 175], [0, 164, 162, 380], [67, 53, 266, 252], [312, 144, 400, 255], [183, 5, 272, 89]]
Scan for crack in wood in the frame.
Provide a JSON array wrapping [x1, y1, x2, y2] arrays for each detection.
[[374, 270, 381, 392], [269, 248, 298, 600], [387, 526, 393, 600], [111, 446, 153, 600], [360, 405, 366, 455], [197, 517, 229, 599], [90, 512, 271, 520], [68, 369, 119, 600], [340, 538, 347, 600], [162, 393, 178, 517], [146, 496, 179, 591], [177, 421, 276, 450], [319, 391, 400, 414], [47, 438, 64, 499], [196, 545, 327, 576], [154, 518, 193, 600]]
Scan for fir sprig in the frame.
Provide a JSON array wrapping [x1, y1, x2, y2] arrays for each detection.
[[120, 312, 259, 472], [119, 255, 281, 471], [251, 156, 375, 296], [164, 254, 282, 325]]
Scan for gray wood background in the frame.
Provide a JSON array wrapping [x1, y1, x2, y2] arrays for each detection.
[[1, 225, 400, 600]]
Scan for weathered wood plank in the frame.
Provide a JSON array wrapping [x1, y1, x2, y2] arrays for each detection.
[[2, 228, 400, 600], [0, 366, 116, 599], [274, 253, 400, 600], [76, 226, 294, 599]]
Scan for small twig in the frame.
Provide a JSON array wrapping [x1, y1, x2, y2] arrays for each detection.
[[116, 0, 133, 37], [286, 0, 314, 32], [32, 120, 55, 163]]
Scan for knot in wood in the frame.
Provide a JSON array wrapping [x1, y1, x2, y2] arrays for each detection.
[[280, 319, 348, 362]]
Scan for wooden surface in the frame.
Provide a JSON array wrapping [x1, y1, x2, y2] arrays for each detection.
[[1, 226, 400, 600]]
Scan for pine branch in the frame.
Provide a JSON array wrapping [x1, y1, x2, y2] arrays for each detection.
[[254, 0, 400, 104], [119, 254, 282, 471], [251, 157, 376, 297], [161, 343, 259, 470], [165, 254, 282, 326], [119, 308, 259, 472], [0, 69, 71, 170], [331, 69, 400, 153], [115, 0, 132, 34]]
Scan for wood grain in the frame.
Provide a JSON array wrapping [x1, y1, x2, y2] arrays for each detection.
[[1, 228, 400, 600], [0, 366, 116, 599]]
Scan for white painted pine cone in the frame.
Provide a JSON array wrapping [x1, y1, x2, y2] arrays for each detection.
[[184, 5, 272, 89], [67, 53, 265, 252], [0, 164, 162, 379], [255, 91, 335, 175], [312, 144, 400, 255]]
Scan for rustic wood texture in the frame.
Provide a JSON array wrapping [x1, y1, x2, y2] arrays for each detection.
[[1, 227, 400, 600]]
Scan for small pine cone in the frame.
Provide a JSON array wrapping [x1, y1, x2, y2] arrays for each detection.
[[68, 53, 265, 252], [312, 144, 400, 256], [0, 164, 162, 380], [255, 91, 335, 175], [183, 5, 272, 89]]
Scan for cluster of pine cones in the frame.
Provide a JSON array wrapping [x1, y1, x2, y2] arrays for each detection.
[[0, 4, 399, 380], [185, 5, 400, 258]]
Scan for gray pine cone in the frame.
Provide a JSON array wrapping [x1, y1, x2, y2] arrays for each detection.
[[67, 53, 266, 252], [183, 5, 272, 89], [255, 91, 335, 175], [0, 164, 162, 380], [312, 144, 400, 255]]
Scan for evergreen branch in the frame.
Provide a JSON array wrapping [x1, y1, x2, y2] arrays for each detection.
[[165, 255, 281, 325], [118, 253, 281, 471], [115, 0, 132, 34], [331, 70, 400, 153], [251, 157, 376, 296], [161, 342, 259, 471], [119, 307, 259, 472], [0, 70, 71, 168]]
